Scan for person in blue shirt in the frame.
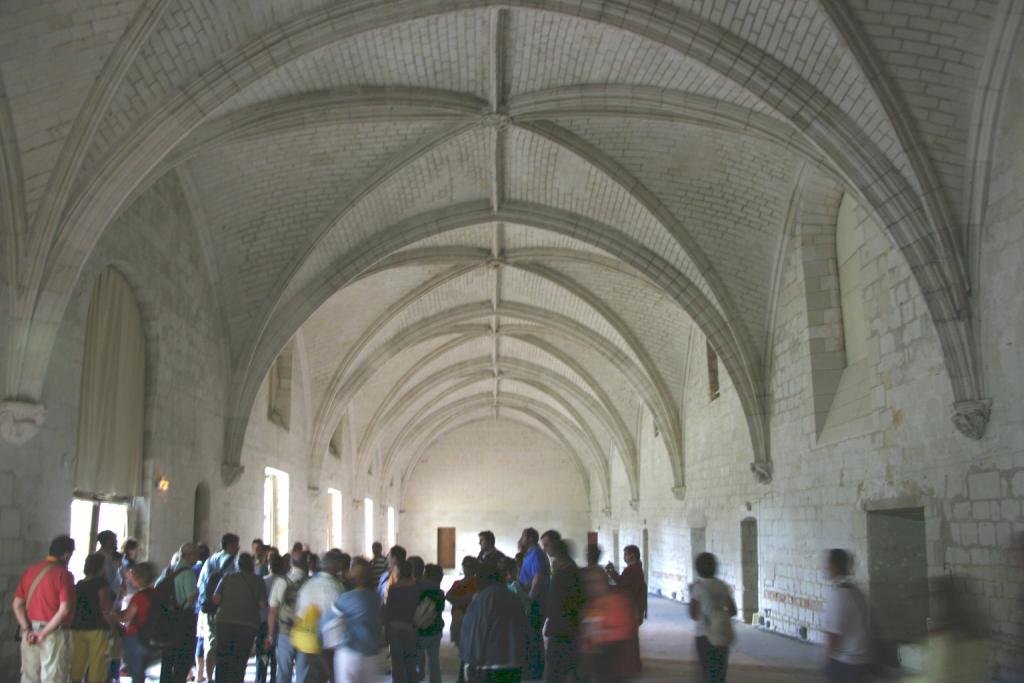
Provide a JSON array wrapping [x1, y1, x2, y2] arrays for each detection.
[[517, 529, 550, 601], [196, 533, 240, 681], [332, 558, 382, 683], [517, 528, 549, 680]]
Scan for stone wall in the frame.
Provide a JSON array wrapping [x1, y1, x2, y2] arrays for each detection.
[[399, 419, 591, 567], [593, 51, 1024, 664], [0, 172, 384, 671]]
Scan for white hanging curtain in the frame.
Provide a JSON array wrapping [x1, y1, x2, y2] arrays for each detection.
[[75, 267, 146, 498]]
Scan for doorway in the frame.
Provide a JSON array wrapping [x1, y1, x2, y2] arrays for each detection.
[[867, 507, 928, 642], [740, 518, 759, 622], [437, 527, 456, 569], [69, 498, 129, 579]]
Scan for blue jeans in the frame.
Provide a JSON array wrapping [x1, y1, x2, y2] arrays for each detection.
[[417, 634, 442, 683], [123, 635, 156, 683], [276, 633, 296, 683]]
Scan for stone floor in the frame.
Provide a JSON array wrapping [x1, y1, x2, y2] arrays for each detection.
[[133, 596, 821, 682]]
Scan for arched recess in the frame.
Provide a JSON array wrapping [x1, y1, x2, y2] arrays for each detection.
[[391, 393, 608, 509], [400, 412, 604, 511], [373, 369, 622, 498], [75, 266, 146, 498], [358, 355, 635, 482], [347, 243, 686, 421], [311, 304, 658, 495], [13, 0, 983, 454], [312, 253, 667, 488], [236, 204, 765, 492]]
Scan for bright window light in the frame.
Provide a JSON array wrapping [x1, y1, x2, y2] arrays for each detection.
[[69, 499, 128, 580], [364, 498, 374, 557], [264, 467, 290, 550], [327, 488, 342, 550], [387, 506, 396, 548]]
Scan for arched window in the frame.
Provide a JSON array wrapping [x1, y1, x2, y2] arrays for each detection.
[[75, 266, 146, 496], [70, 267, 145, 576]]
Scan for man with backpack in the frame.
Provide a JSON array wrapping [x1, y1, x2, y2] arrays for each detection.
[[196, 533, 240, 681], [266, 551, 308, 682], [157, 543, 200, 683]]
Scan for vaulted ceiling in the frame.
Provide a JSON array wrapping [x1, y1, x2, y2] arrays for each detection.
[[1, 0, 1011, 499]]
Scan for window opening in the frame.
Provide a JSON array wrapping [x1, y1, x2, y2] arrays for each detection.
[[263, 467, 289, 549], [68, 498, 128, 579], [327, 488, 343, 549], [387, 506, 397, 548], [706, 340, 720, 401], [364, 498, 374, 557]]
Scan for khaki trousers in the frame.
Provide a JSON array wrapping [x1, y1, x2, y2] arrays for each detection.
[[21, 625, 71, 683]]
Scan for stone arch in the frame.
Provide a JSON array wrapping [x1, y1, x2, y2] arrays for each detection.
[[359, 355, 635, 482], [310, 253, 664, 489], [12, 0, 982, 451], [392, 392, 609, 507], [311, 304, 655, 496], [362, 357, 632, 498], [230, 204, 766, 491]]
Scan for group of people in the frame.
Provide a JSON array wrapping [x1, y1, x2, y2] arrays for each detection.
[[435, 528, 649, 683], [12, 527, 650, 683], [21, 524, 1011, 683]]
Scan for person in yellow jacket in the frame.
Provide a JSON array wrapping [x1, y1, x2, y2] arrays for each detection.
[[293, 550, 345, 683]]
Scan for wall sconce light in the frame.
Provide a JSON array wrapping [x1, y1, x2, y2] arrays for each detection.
[[157, 476, 170, 492]]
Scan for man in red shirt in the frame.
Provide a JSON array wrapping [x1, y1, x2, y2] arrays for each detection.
[[13, 534, 77, 683]]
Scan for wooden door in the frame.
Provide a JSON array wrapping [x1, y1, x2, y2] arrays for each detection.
[[740, 519, 759, 622], [437, 527, 456, 569]]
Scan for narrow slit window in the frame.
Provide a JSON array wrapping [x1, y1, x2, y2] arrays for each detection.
[[707, 340, 720, 401]]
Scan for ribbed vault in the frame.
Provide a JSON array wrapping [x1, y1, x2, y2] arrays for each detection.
[[0, 0, 1006, 497]]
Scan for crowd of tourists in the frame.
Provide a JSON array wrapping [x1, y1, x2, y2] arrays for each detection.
[[16, 526, 1017, 683], [12, 527, 651, 683]]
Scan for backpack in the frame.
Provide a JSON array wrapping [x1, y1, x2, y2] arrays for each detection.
[[413, 595, 439, 631], [136, 573, 187, 652], [279, 575, 306, 626], [201, 566, 225, 615]]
